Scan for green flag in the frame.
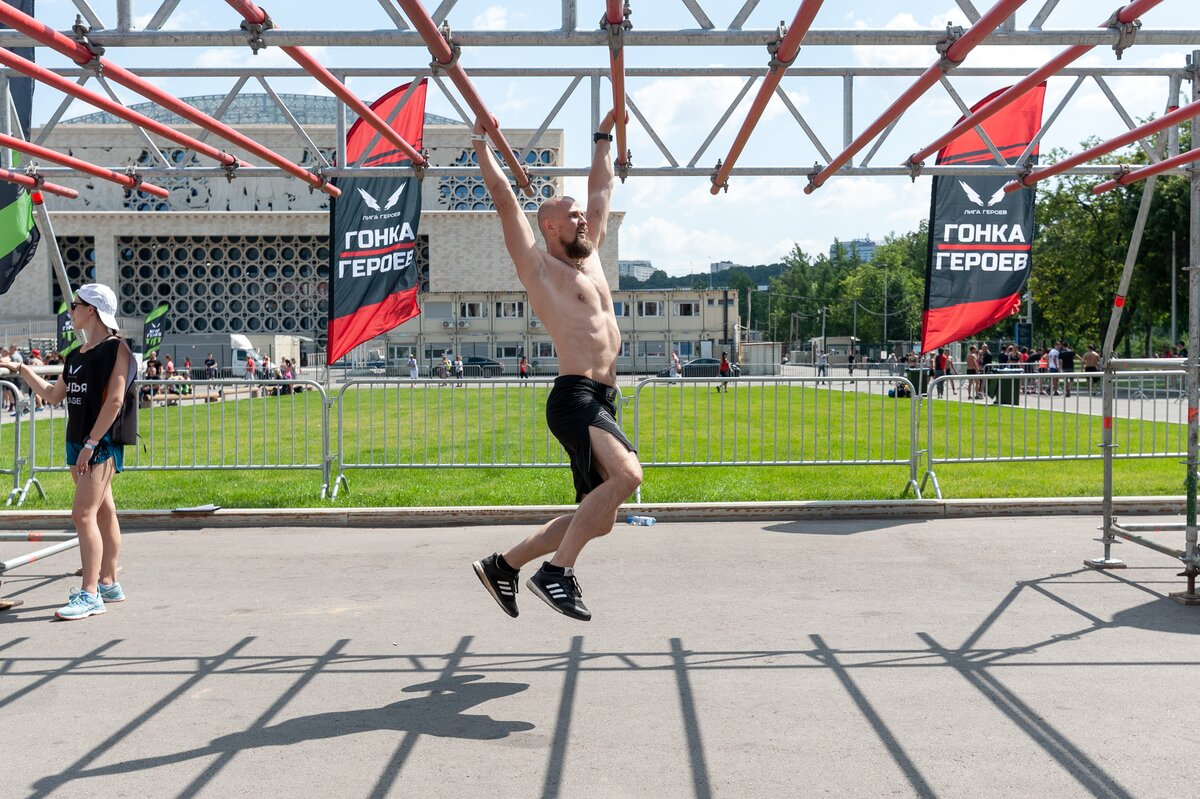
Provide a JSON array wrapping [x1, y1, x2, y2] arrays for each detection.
[[0, 0, 38, 295]]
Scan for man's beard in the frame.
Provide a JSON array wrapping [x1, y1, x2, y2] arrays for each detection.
[[565, 229, 595, 260]]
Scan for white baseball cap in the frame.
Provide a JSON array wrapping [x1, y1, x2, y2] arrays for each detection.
[[74, 283, 120, 331]]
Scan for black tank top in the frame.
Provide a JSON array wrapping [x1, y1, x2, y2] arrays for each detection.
[[64, 337, 121, 442]]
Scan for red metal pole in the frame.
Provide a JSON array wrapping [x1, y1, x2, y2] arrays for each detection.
[[0, 48, 242, 168], [1006, 97, 1200, 192], [909, 0, 1163, 167], [0, 131, 170, 197], [394, 0, 532, 194], [1092, 146, 1200, 194], [222, 1, 427, 167], [805, 0, 1031, 194], [710, 0, 824, 194], [0, 170, 77, 199], [605, 1, 629, 167], [0, 3, 339, 197]]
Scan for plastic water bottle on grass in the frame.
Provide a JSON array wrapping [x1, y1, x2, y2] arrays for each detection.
[[626, 515, 656, 526]]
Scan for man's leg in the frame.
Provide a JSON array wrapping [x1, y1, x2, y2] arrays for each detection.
[[547, 428, 641, 567], [503, 514, 574, 569]]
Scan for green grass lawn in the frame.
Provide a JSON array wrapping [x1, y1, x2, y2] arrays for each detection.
[[1, 383, 1189, 510]]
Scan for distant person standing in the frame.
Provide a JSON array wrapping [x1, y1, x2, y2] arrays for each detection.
[[519, 355, 530, 379], [453, 353, 464, 385], [1047, 341, 1062, 395], [848, 349, 856, 375], [1082, 344, 1101, 393], [670, 350, 681, 379], [204, 352, 218, 379], [245, 355, 256, 380], [1059, 341, 1076, 397], [407, 353, 419, 380]]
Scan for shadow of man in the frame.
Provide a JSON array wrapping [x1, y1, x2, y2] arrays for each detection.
[[31, 675, 534, 792]]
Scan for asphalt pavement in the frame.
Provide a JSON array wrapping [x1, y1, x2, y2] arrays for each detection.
[[1, 515, 1197, 798]]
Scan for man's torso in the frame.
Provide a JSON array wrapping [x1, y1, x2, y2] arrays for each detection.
[[522, 252, 621, 385]]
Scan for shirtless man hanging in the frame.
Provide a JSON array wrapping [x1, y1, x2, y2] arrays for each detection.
[[471, 110, 642, 622]]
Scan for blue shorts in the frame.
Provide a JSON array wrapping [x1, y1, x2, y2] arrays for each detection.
[[65, 435, 124, 473]]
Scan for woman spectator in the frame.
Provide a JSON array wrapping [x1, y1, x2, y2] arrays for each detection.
[[16, 284, 133, 620]]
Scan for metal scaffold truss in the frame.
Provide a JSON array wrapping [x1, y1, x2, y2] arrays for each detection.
[[0, 0, 1192, 190]]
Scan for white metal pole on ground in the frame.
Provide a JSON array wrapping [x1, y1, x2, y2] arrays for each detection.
[[0, 538, 79, 573]]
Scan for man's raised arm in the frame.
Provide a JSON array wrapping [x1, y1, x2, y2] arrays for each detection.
[[586, 110, 619, 248], [472, 118, 540, 273]]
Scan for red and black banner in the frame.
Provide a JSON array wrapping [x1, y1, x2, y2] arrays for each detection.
[[920, 83, 1046, 354], [327, 79, 427, 364]]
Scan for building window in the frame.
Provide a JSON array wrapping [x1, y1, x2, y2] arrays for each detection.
[[675, 301, 700, 317], [637, 301, 663, 317], [613, 301, 630, 317], [637, 340, 668, 358], [424, 343, 453, 360], [675, 341, 696, 358], [536, 342, 557, 359], [424, 301, 452, 318], [459, 302, 486, 318], [495, 343, 521, 359], [620, 342, 631, 357], [495, 301, 524, 318]]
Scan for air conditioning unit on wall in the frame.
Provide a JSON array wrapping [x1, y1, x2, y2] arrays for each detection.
[[530, 320, 540, 328], [457, 320, 470, 328], [442, 320, 453, 328]]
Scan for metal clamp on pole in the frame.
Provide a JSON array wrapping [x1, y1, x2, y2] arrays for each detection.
[[70, 14, 105, 74], [1105, 8, 1141, 60], [601, 2, 632, 54], [935, 24, 965, 72], [239, 10, 276, 53], [413, 149, 429, 182], [615, 150, 632, 182], [307, 166, 329, 194], [122, 164, 144, 194], [767, 21, 799, 73], [710, 159, 728, 193], [905, 158, 923, 181], [429, 21, 462, 75]]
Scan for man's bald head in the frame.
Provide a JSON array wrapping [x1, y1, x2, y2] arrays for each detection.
[[537, 195, 577, 235]]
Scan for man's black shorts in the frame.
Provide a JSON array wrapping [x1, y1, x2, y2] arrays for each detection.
[[546, 375, 636, 502]]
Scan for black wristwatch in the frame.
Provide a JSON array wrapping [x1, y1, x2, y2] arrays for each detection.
[[593, 132, 613, 143]]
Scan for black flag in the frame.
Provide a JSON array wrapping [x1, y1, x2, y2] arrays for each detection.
[[327, 80, 427, 364], [56, 300, 79, 356], [921, 83, 1046, 353], [143, 302, 169, 352]]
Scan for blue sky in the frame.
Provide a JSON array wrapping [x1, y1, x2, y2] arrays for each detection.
[[29, 0, 1200, 274]]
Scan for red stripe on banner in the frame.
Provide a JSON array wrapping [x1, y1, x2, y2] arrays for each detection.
[[340, 242, 416, 258], [920, 293, 1021, 354], [936, 243, 1031, 251], [327, 285, 420, 365]]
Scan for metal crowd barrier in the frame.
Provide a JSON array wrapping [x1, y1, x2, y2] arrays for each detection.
[[332, 377, 570, 498], [630, 375, 922, 498], [21, 378, 332, 503], [1, 380, 24, 505], [920, 370, 1186, 498]]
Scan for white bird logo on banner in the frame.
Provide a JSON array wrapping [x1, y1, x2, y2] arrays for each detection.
[[958, 181, 1006, 207], [356, 184, 407, 212]]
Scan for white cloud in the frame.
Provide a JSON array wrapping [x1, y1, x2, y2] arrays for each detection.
[[134, 9, 203, 32], [473, 6, 508, 31], [810, 177, 898, 211], [192, 45, 332, 71]]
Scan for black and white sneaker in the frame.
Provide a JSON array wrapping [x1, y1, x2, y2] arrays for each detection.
[[527, 564, 591, 621], [472, 553, 520, 618]]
